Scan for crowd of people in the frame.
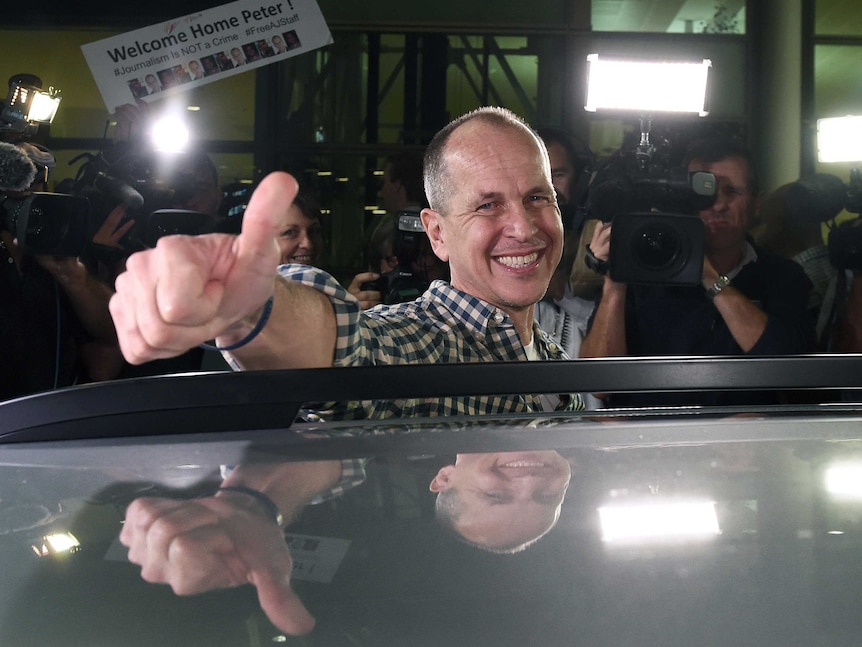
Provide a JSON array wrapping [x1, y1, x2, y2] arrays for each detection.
[[4, 85, 862, 633]]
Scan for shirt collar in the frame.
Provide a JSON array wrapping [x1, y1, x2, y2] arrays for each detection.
[[726, 241, 758, 280], [427, 280, 511, 335]]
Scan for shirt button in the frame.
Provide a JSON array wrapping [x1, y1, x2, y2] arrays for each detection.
[[493, 311, 504, 324]]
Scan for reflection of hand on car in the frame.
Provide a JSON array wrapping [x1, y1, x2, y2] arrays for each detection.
[[121, 494, 315, 635], [121, 460, 343, 635]]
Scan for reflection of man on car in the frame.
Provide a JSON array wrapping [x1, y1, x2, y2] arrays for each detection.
[[431, 450, 572, 553], [109, 106, 578, 634]]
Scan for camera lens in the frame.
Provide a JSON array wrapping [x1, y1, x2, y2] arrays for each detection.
[[631, 221, 682, 271]]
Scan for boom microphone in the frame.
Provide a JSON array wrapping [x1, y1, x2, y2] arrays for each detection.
[[0, 141, 37, 192]]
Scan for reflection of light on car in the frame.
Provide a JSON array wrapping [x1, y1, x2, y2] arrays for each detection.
[[598, 500, 720, 544], [31, 532, 81, 557], [824, 462, 862, 499]]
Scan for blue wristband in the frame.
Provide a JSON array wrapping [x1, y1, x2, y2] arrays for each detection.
[[200, 296, 274, 352]]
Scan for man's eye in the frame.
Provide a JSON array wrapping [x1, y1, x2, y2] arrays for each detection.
[[484, 491, 506, 500]]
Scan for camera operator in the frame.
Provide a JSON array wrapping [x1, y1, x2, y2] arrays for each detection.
[[348, 151, 445, 308], [580, 136, 815, 407], [84, 101, 225, 378], [0, 140, 121, 400]]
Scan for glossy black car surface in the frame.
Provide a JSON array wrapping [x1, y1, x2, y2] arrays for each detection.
[[2, 356, 862, 646]]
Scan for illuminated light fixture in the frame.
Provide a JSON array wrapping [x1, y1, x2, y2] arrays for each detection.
[[585, 54, 711, 116], [186, 105, 201, 112], [1, 81, 61, 137], [364, 205, 378, 211], [150, 115, 190, 153], [598, 499, 720, 544], [371, 209, 387, 215], [316, 171, 333, 177], [6, 84, 61, 124], [26, 89, 62, 123], [817, 116, 862, 163], [31, 532, 81, 557], [336, 177, 349, 183], [372, 169, 385, 176], [824, 461, 862, 499]]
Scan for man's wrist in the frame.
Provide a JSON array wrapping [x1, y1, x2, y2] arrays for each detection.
[[214, 485, 284, 527], [706, 274, 732, 299]]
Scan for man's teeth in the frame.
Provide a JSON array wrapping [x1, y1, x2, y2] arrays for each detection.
[[292, 255, 314, 262], [501, 461, 547, 467], [496, 252, 539, 268]]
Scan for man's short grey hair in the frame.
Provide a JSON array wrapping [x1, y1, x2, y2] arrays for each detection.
[[423, 106, 547, 214]]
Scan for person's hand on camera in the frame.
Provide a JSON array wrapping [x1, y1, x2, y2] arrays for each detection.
[[109, 172, 295, 364], [347, 271, 384, 309], [588, 221, 612, 262], [92, 203, 135, 250], [121, 494, 315, 636], [34, 254, 89, 286]]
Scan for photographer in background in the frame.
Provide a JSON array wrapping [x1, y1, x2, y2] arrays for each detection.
[[84, 100, 225, 377], [349, 151, 440, 308], [580, 136, 815, 407], [534, 127, 601, 409], [0, 139, 122, 400]]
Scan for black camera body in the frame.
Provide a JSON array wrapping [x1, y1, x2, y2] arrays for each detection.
[[609, 211, 706, 286], [361, 208, 432, 304], [587, 149, 716, 224], [72, 148, 223, 255], [826, 169, 862, 270], [585, 133, 715, 286], [1, 192, 90, 256]]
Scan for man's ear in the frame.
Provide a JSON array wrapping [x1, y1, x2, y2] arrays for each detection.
[[429, 465, 455, 493], [421, 208, 449, 262]]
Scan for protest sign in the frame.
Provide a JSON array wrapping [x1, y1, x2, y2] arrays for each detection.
[[81, 0, 332, 111]]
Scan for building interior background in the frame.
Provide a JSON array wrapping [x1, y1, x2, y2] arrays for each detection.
[[2, 0, 860, 282]]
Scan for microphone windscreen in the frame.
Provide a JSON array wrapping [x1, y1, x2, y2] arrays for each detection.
[[0, 141, 37, 192]]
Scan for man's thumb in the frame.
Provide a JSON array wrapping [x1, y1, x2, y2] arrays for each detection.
[[237, 172, 299, 261], [254, 571, 316, 636]]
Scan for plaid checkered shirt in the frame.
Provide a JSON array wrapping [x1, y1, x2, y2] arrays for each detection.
[[228, 264, 584, 502]]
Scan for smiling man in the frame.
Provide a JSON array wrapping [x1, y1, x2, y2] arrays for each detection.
[[580, 136, 815, 407], [109, 106, 582, 636], [431, 450, 572, 553]]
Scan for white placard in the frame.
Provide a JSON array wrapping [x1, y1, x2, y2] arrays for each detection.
[[285, 533, 351, 583], [81, 0, 332, 111]]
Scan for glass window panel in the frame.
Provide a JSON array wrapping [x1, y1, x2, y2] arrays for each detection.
[[816, 0, 862, 36], [445, 36, 537, 125], [318, 0, 567, 29], [813, 45, 862, 186], [591, 0, 746, 34]]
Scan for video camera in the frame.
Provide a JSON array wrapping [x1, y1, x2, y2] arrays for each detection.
[[1, 74, 61, 139], [0, 75, 91, 257], [823, 169, 862, 270], [585, 120, 716, 286], [361, 208, 435, 304], [70, 146, 225, 255]]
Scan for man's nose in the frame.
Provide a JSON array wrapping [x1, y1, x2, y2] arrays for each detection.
[[506, 203, 539, 239]]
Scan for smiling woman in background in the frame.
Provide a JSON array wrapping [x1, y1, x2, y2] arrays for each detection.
[[275, 190, 326, 267]]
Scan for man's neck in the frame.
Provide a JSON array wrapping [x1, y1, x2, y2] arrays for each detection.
[[510, 305, 535, 347], [707, 246, 745, 276]]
